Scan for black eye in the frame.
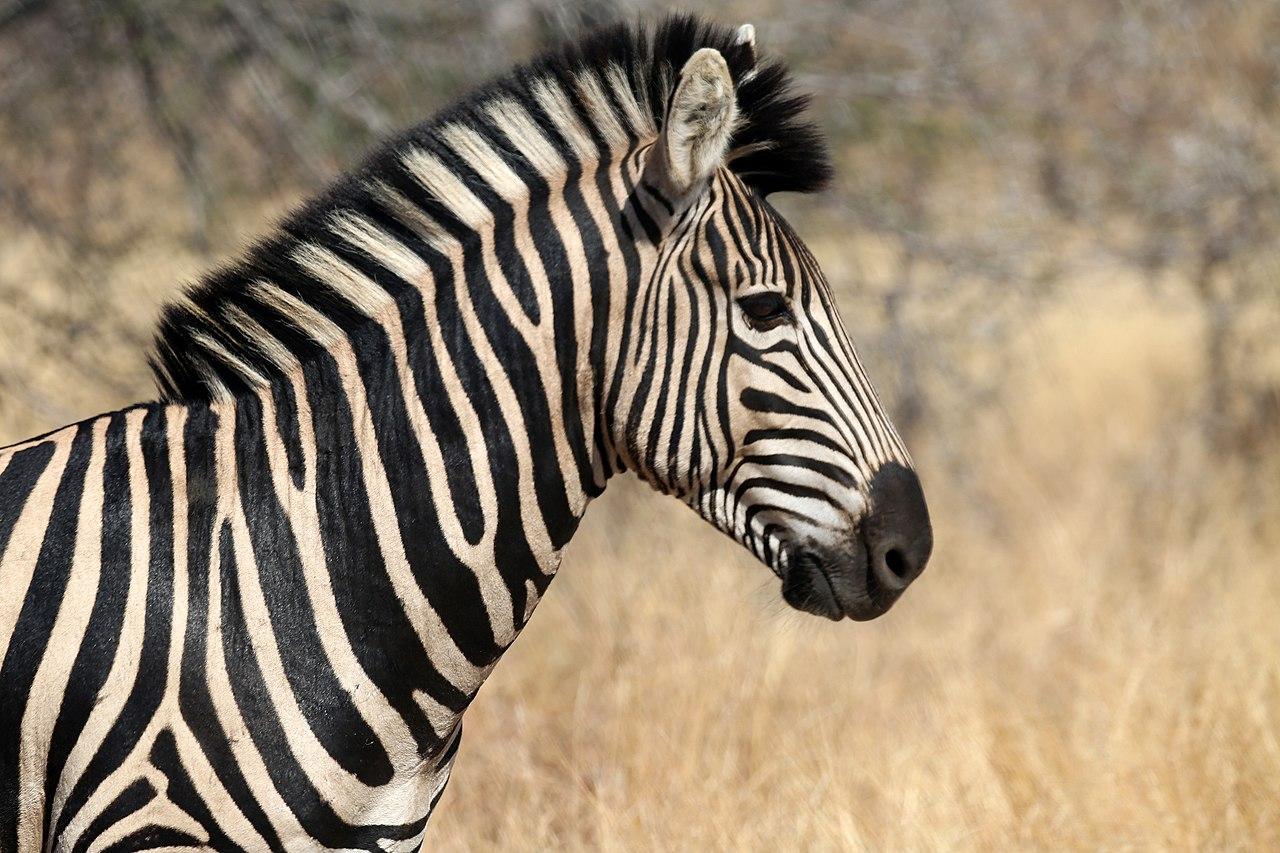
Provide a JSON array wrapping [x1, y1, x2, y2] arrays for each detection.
[[738, 291, 791, 329]]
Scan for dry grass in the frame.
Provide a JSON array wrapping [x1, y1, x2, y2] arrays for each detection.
[[2, 223, 1277, 850]]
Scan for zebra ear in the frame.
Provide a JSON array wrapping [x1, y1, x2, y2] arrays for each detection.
[[653, 47, 738, 200], [734, 23, 757, 70]]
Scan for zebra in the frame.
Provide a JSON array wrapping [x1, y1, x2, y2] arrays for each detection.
[[0, 15, 932, 851]]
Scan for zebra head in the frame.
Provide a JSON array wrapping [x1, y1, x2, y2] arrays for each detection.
[[616, 28, 932, 621]]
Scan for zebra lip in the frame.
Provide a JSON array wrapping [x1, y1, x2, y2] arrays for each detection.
[[781, 546, 897, 622]]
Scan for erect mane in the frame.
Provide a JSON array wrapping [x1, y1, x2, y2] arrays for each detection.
[[148, 14, 833, 402]]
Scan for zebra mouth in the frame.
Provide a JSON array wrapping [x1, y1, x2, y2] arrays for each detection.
[[780, 543, 899, 622]]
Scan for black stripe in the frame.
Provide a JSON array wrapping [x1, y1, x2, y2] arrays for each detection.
[[668, 254, 705, 494], [271, 377, 307, 492], [0, 422, 94, 850], [727, 339, 813, 393], [687, 245, 725, 492], [440, 148, 580, 552], [70, 778, 156, 853], [44, 413, 133, 841], [472, 113, 599, 504], [744, 426, 849, 457], [701, 212, 736, 462], [176, 406, 287, 853], [53, 408, 175, 842], [100, 825, 204, 852], [215, 508, 429, 850], [233, 392, 394, 785], [313, 206, 487, 548], [0, 441, 56, 556], [149, 728, 241, 851], [737, 453, 855, 490], [303, 353, 470, 746], [216, 520, 403, 850], [734, 476, 840, 508], [342, 324, 500, 664]]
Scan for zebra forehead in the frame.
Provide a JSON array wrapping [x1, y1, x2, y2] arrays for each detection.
[[693, 174, 821, 276]]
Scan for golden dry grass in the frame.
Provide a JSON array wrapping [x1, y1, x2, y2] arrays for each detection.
[[2, 222, 1277, 850]]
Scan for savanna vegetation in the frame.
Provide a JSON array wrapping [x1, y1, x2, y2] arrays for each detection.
[[1, 1, 1277, 848]]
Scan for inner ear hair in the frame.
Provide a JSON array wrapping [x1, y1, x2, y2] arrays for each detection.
[[734, 23, 757, 72], [652, 47, 739, 200]]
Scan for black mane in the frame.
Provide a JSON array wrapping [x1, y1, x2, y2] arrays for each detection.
[[418, 14, 833, 197], [149, 15, 832, 401]]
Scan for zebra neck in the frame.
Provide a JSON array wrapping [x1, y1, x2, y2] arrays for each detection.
[[208, 143, 663, 645], [144, 125, 670, 698]]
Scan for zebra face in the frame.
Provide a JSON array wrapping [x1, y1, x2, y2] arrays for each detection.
[[721, 186, 932, 622], [627, 40, 932, 621]]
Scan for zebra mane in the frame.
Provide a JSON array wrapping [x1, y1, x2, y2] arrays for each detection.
[[149, 14, 833, 402]]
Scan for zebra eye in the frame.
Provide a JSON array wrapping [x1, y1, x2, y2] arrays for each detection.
[[738, 291, 791, 329]]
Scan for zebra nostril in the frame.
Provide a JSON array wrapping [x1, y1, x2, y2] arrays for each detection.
[[871, 540, 924, 591], [884, 547, 909, 581]]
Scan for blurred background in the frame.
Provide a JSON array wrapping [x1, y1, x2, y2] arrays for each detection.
[[1, 0, 1278, 848]]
